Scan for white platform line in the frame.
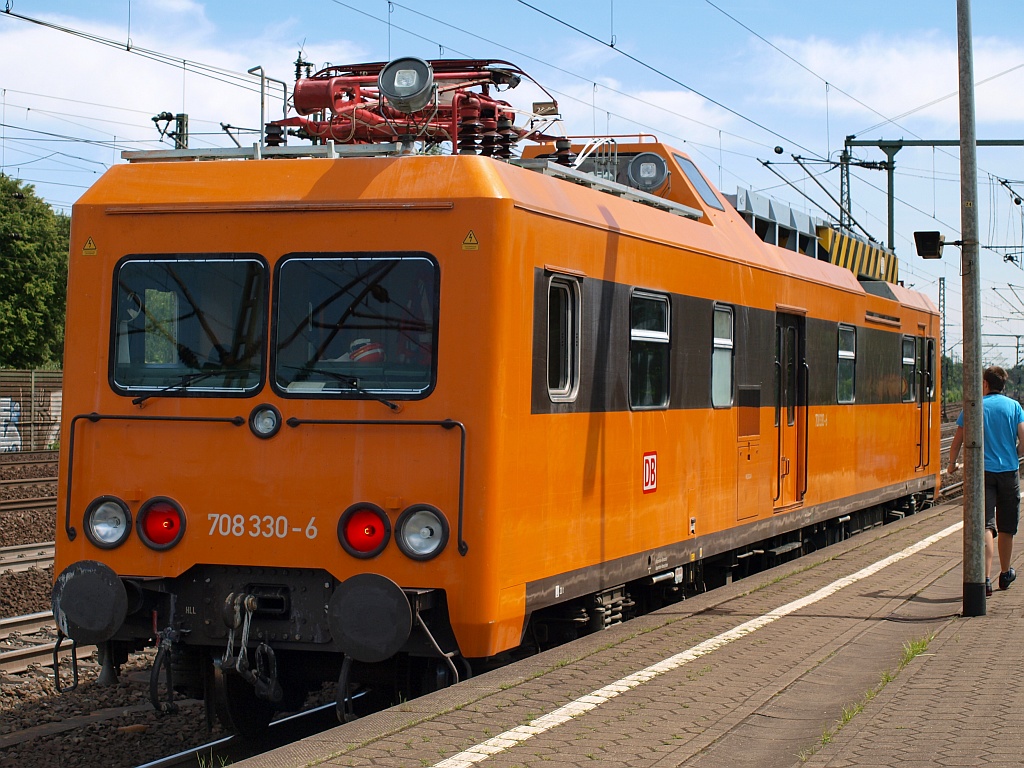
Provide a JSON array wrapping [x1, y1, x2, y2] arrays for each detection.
[[433, 521, 963, 768]]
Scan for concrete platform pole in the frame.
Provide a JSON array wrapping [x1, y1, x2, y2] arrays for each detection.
[[958, 0, 986, 616]]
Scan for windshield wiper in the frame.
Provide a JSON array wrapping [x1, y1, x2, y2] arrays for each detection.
[[296, 367, 399, 411], [131, 370, 220, 406]]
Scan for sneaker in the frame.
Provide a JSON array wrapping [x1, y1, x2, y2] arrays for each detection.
[[986, 578, 993, 597], [999, 568, 1017, 591]]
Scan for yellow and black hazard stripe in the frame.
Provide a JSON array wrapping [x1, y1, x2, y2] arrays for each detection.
[[816, 227, 899, 283]]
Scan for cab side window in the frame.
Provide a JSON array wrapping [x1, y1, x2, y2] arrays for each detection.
[[547, 276, 581, 402]]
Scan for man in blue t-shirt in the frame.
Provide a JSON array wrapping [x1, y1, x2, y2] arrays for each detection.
[[948, 366, 1024, 597]]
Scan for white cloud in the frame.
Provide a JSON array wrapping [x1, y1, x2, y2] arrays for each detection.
[[745, 31, 1024, 132], [0, 7, 366, 207]]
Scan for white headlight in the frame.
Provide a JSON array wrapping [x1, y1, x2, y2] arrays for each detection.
[[396, 505, 449, 560], [85, 497, 132, 548]]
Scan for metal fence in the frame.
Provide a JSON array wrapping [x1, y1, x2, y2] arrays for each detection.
[[0, 370, 63, 452]]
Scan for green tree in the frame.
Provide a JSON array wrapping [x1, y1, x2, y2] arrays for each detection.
[[1007, 364, 1024, 399], [0, 175, 69, 367], [941, 355, 962, 421], [942, 355, 962, 403]]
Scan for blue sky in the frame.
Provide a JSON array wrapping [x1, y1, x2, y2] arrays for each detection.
[[2, 1, 1023, 363]]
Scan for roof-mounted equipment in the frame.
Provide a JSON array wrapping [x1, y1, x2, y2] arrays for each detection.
[[272, 57, 555, 158], [378, 57, 435, 114], [627, 152, 669, 193]]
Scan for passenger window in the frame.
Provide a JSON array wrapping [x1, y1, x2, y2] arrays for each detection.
[[547, 277, 581, 402], [901, 337, 916, 403], [629, 292, 670, 409], [837, 325, 856, 404], [712, 305, 733, 407]]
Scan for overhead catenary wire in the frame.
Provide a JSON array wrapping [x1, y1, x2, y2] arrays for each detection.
[[0, 9, 271, 99], [790, 155, 876, 242], [501, 0, 1014, 292], [512, 0, 820, 157], [337, 0, 782, 153], [0, 0, 978, 250], [324, 0, 772, 192], [0, 0, 1007, 335], [0, 2, 932, 280], [332, 0, 869, 221], [708, 0, 1024, 215], [758, 158, 841, 226], [701, 0, 918, 140]]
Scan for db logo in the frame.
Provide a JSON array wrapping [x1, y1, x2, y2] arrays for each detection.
[[643, 451, 657, 493]]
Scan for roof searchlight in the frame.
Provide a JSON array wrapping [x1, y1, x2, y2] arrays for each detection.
[[378, 57, 435, 114]]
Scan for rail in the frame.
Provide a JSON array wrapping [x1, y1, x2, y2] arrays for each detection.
[[0, 476, 57, 489], [0, 496, 56, 514], [0, 611, 84, 675], [0, 611, 53, 636], [938, 480, 963, 498], [0, 450, 59, 464], [130, 700, 363, 768], [0, 542, 54, 572]]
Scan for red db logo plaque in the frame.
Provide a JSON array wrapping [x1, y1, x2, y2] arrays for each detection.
[[643, 451, 657, 493]]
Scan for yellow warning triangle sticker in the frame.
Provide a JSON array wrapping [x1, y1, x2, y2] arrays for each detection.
[[462, 230, 479, 250], [82, 237, 98, 256]]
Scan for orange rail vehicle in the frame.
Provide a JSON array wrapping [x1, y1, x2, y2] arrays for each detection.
[[52, 57, 940, 734]]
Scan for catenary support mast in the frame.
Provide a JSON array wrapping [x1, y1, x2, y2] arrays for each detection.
[[958, 0, 985, 617]]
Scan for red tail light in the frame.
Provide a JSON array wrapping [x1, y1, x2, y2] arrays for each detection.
[[338, 504, 391, 558], [137, 497, 186, 550]]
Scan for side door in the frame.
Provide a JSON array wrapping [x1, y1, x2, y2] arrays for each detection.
[[915, 336, 935, 470], [774, 313, 807, 509]]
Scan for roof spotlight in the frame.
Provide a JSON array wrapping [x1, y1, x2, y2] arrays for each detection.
[[627, 152, 669, 192], [378, 57, 435, 114]]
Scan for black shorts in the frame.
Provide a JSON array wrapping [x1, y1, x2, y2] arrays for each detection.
[[985, 470, 1020, 536]]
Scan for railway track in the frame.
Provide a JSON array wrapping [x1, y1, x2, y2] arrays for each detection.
[[0, 449, 59, 461], [0, 611, 87, 676], [939, 480, 963, 497], [0, 496, 56, 513], [0, 452, 58, 471], [0, 476, 58, 489], [131, 700, 367, 768], [0, 449, 59, 513], [1, 428, 965, 768], [0, 542, 55, 572], [1, 611, 54, 638]]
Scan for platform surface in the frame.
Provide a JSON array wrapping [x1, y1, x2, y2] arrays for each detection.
[[236, 501, 1016, 768]]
